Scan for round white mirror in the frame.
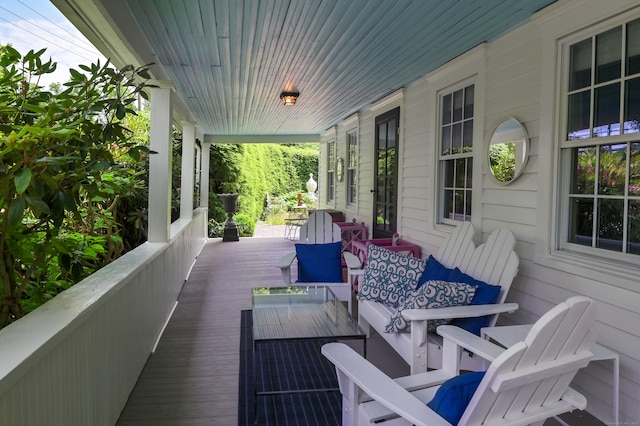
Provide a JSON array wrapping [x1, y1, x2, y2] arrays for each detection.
[[488, 118, 529, 184]]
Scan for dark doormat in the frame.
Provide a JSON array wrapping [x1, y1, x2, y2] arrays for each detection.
[[238, 310, 342, 425]]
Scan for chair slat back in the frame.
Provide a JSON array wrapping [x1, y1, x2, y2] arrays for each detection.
[[300, 211, 341, 244], [436, 221, 476, 268], [460, 296, 596, 425], [457, 228, 519, 305]]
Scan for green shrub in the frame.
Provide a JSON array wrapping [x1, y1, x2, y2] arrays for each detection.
[[234, 214, 255, 237], [208, 219, 224, 238]]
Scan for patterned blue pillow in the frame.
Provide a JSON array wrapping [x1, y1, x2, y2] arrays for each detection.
[[384, 280, 477, 333], [357, 244, 427, 308]]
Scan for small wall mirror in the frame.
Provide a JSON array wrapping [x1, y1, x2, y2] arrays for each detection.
[[488, 117, 529, 184]]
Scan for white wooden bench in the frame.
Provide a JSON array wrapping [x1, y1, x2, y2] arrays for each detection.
[[356, 223, 520, 373]]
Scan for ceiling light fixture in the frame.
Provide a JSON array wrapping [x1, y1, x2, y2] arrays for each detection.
[[280, 91, 299, 106]]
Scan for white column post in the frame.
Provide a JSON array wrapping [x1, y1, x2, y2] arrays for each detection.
[[200, 142, 211, 209], [194, 143, 202, 207], [180, 121, 196, 221], [148, 82, 173, 243]]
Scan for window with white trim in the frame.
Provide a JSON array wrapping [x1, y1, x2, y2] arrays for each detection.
[[438, 84, 474, 223], [560, 17, 640, 257], [327, 140, 336, 202], [346, 129, 358, 205]]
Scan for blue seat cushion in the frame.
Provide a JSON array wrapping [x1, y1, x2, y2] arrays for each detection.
[[427, 371, 485, 424], [447, 268, 501, 335], [295, 242, 343, 282], [417, 255, 455, 288]]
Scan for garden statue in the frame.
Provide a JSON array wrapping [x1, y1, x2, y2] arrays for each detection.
[[306, 173, 317, 193], [217, 193, 240, 242]]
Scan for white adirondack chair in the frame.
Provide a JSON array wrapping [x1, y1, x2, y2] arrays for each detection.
[[277, 211, 353, 311], [357, 223, 520, 373], [323, 296, 597, 426]]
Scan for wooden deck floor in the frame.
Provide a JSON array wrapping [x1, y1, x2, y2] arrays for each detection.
[[115, 236, 604, 426]]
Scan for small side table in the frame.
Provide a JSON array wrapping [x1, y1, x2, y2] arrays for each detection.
[[336, 221, 368, 263], [481, 324, 619, 426]]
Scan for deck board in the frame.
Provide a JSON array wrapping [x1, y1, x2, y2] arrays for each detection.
[[116, 236, 603, 426], [116, 237, 292, 426]]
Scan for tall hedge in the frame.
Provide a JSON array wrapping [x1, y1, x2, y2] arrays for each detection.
[[209, 144, 318, 223]]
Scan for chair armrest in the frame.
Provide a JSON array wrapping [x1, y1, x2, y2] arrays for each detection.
[[321, 343, 451, 426], [343, 251, 362, 269], [437, 325, 504, 363], [276, 252, 297, 285], [276, 252, 296, 269], [401, 302, 519, 321]]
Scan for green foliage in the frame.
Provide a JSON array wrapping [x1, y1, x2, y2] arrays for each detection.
[[234, 214, 255, 237], [207, 219, 225, 238], [208, 143, 318, 231], [0, 45, 150, 328], [489, 142, 516, 182], [281, 191, 318, 211]]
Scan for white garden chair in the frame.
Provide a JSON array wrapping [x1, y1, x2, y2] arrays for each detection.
[[277, 211, 353, 312], [322, 296, 597, 426]]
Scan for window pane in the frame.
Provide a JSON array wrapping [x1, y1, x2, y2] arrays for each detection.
[[567, 91, 591, 139], [465, 159, 473, 189], [571, 146, 596, 194], [388, 119, 396, 149], [464, 85, 474, 118], [627, 18, 640, 76], [378, 123, 387, 150], [463, 119, 473, 151], [570, 38, 592, 91], [624, 78, 640, 134], [377, 151, 386, 175], [597, 198, 624, 251], [444, 159, 455, 187], [453, 89, 463, 122], [629, 200, 640, 254], [454, 190, 465, 218], [598, 144, 626, 196], [596, 27, 622, 84], [455, 158, 466, 188], [443, 189, 454, 220], [441, 125, 452, 155], [442, 94, 452, 125], [569, 197, 594, 246], [593, 83, 620, 137], [452, 123, 462, 153], [387, 148, 396, 175], [630, 142, 640, 196], [376, 178, 385, 202], [465, 190, 472, 220]]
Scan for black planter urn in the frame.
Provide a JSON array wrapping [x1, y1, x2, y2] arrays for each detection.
[[218, 193, 240, 242]]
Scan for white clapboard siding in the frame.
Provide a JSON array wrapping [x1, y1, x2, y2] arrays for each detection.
[[315, 1, 640, 422]]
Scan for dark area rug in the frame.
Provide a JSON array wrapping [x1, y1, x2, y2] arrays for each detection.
[[238, 310, 342, 425]]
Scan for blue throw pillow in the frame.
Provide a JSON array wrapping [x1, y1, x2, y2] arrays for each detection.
[[427, 371, 485, 424], [447, 268, 501, 335], [295, 242, 343, 282], [417, 255, 455, 288]]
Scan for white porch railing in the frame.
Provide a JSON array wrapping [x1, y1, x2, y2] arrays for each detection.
[[0, 208, 208, 426]]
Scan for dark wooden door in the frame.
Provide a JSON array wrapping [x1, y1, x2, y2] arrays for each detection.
[[372, 107, 399, 239]]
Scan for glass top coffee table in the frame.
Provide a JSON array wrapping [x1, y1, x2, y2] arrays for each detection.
[[252, 285, 365, 343], [251, 286, 366, 424]]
